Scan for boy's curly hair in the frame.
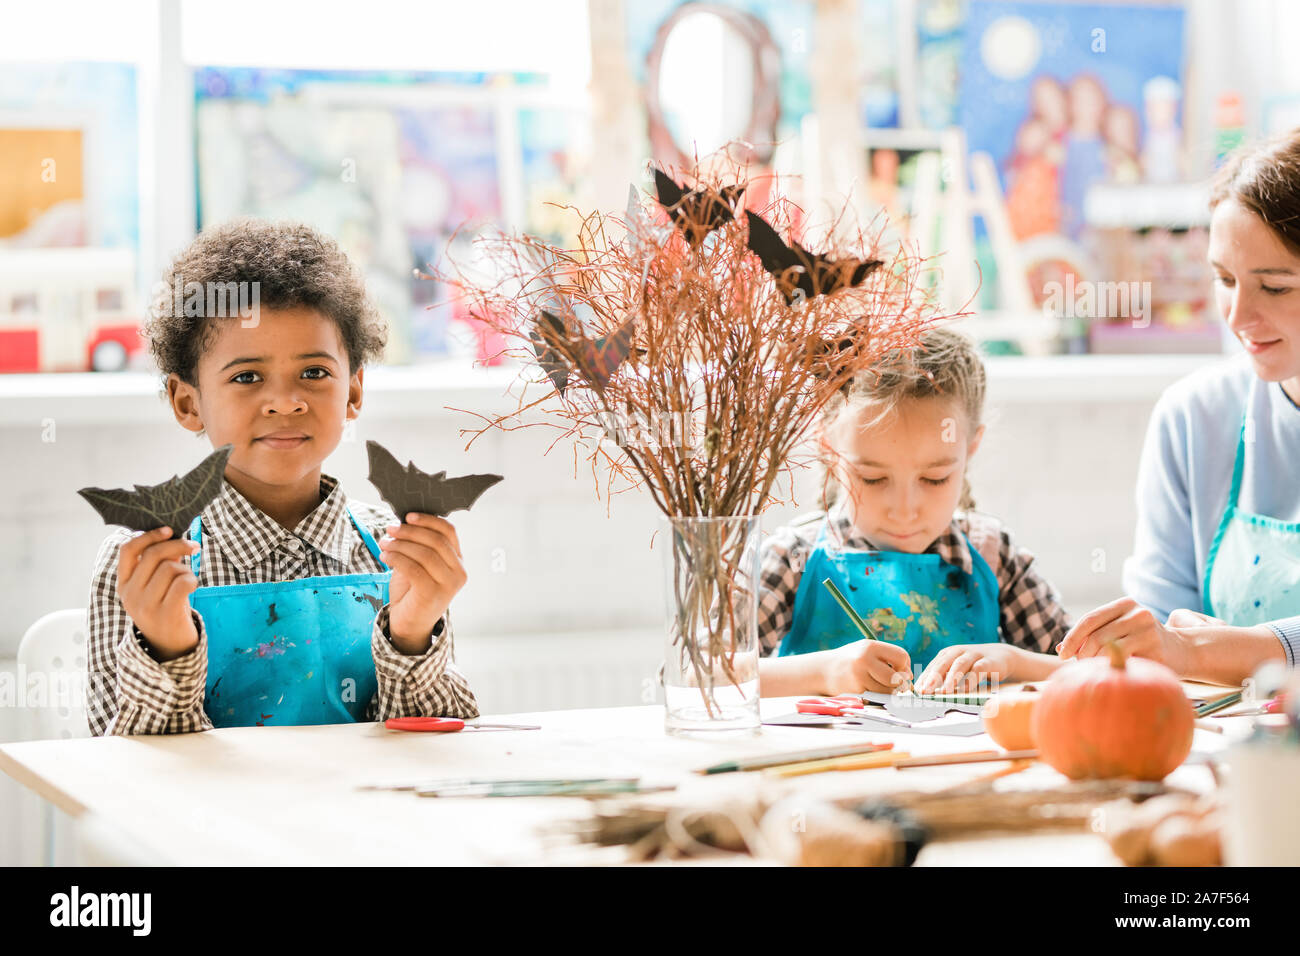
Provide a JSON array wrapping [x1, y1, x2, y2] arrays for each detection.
[[820, 325, 987, 512], [145, 219, 388, 392]]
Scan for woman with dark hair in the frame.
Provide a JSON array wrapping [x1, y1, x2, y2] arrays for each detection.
[[1060, 131, 1300, 685]]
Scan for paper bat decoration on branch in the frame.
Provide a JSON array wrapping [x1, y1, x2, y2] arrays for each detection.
[[365, 441, 503, 519], [530, 310, 638, 397], [654, 169, 744, 249], [78, 445, 234, 539], [744, 210, 884, 305]]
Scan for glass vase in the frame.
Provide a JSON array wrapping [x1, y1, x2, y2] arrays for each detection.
[[659, 514, 761, 736]]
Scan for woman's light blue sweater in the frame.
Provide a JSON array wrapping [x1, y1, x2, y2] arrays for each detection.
[[1123, 355, 1300, 665]]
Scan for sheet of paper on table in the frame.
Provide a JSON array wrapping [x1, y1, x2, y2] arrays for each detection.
[[764, 712, 987, 736]]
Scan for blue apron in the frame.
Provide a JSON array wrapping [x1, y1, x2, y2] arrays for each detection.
[[777, 518, 1001, 672], [186, 506, 389, 728], [1205, 407, 1300, 624]]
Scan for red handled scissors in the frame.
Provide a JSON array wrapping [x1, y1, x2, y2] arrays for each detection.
[[793, 696, 914, 728], [796, 695, 871, 717], [384, 717, 542, 733]]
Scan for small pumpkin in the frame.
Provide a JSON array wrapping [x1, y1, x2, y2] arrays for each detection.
[[1032, 642, 1194, 781], [981, 687, 1039, 751]]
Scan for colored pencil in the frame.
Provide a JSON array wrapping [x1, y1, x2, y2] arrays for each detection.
[[822, 577, 915, 692], [414, 778, 673, 797], [893, 749, 1038, 768], [766, 749, 913, 777], [1194, 690, 1243, 718], [766, 747, 1041, 778], [910, 692, 993, 705], [821, 577, 880, 641], [697, 741, 895, 775]]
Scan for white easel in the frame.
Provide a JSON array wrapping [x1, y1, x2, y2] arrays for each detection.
[[907, 127, 1035, 315]]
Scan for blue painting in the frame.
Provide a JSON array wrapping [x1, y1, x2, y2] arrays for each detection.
[[960, 1, 1186, 240]]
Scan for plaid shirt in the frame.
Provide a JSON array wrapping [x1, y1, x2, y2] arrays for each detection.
[[757, 500, 1073, 657], [86, 473, 479, 736]]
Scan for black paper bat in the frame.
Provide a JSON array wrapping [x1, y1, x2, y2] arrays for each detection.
[[78, 445, 234, 539], [654, 169, 744, 249], [530, 310, 637, 396], [365, 441, 503, 519], [744, 210, 883, 305]]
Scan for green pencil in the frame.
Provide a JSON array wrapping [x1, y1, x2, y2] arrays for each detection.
[[1194, 689, 1243, 718], [822, 577, 919, 694], [821, 577, 880, 641], [910, 692, 991, 705]]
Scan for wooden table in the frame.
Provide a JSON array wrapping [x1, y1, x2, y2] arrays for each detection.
[[0, 695, 1254, 866]]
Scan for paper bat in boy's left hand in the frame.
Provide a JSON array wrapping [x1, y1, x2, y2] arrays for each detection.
[[77, 444, 234, 539], [365, 441, 503, 520], [745, 210, 883, 305]]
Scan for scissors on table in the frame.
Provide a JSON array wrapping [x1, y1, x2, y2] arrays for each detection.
[[796, 695, 871, 716], [794, 696, 913, 727], [384, 717, 541, 733]]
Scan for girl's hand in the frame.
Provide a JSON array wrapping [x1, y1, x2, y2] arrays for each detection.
[[117, 526, 201, 662], [379, 513, 467, 654], [915, 643, 1021, 694], [1057, 597, 1193, 672], [826, 640, 913, 695]]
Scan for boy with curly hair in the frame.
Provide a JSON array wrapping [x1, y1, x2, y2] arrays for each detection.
[[86, 219, 479, 735]]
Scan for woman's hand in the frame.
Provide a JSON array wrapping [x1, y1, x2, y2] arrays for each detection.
[[825, 639, 913, 695], [915, 643, 1023, 694], [379, 513, 467, 655], [1057, 597, 1193, 672], [1166, 608, 1226, 628]]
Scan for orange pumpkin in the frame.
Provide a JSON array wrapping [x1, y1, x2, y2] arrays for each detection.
[[1032, 643, 1194, 781], [982, 688, 1039, 751]]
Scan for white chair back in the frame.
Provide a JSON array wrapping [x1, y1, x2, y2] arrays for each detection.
[[16, 608, 91, 740]]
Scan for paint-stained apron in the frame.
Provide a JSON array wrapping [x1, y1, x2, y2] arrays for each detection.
[[1205, 406, 1300, 624], [186, 506, 389, 728], [777, 518, 1001, 673]]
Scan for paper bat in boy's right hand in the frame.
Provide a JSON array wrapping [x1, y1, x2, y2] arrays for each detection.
[[78, 444, 234, 539], [745, 210, 883, 305], [365, 441, 503, 519]]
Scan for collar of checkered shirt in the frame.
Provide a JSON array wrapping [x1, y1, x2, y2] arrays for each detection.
[[197, 473, 360, 572]]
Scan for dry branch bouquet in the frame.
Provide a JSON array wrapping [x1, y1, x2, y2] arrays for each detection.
[[438, 162, 950, 722]]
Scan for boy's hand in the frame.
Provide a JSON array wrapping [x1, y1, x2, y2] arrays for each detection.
[[915, 643, 1019, 694], [379, 513, 467, 654], [1057, 597, 1193, 672], [826, 639, 913, 695], [117, 526, 200, 662]]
